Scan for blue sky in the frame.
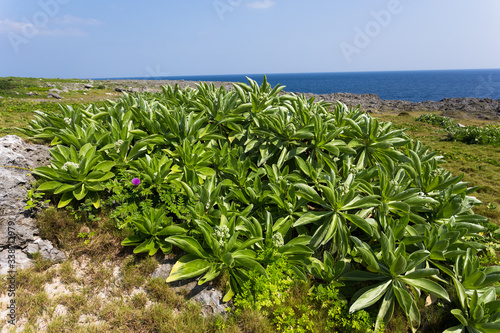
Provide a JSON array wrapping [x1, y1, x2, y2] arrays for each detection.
[[1, 0, 499, 78]]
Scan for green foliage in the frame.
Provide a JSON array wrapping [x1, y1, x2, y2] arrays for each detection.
[[416, 113, 500, 145], [77, 230, 96, 245], [104, 169, 190, 229], [22, 77, 500, 330], [32, 143, 115, 208], [311, 283, 377, 333], [0, 78, 16, 90], [121, 207, 187, 255], [235, 258, 376, 332], [450, 124, 500, 145], [345, 231, 450, 333], [24, 187, 50, 211], [416, 114, 456, 129], [165, 216, 267, 302], [234, 257, 295, 313]]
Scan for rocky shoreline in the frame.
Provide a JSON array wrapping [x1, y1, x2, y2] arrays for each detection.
[[100, 79, 500, 121], [3, 77, 500, 121]]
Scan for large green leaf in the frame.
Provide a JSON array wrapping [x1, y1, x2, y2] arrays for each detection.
[[376, 287, 395, 331], [404, 268, 439, 280], [198, 264, 220, 285], [401, 277, 450, 301], [342, 195, 380, 210], [57, 191, 74, 208], [451, 309, 468, 327], [294, 183, 327, 206], [293, 211, 331, 227], [343, 213, 374, 236], [37, 180, 63, 191], [32, 166, 60, 180], [233, 257, 267, 278], [351, 236, 380, 272], [166, 235, 209, 259], [121, 234, 147, 246], [476, 322, 500, 333], [390, 254, 407, 277], [73, 184, 88, 201], [166, 255, 211, 283], [393, 285, 420, 332], [349, 280, 392, 313], [53, 183, 80, 195], [442, 325, 465, 333], [133, 237, 158, 255]]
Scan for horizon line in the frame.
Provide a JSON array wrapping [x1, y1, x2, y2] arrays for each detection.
[[93, 67, 500, 81]]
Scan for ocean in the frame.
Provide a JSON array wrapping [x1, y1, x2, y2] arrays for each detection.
[[128, 69, 500, 103]]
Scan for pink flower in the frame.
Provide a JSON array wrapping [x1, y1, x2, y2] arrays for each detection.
[[132, 178, 141, 186]]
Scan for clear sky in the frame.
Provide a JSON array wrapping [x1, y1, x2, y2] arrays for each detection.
[[1, 0, 500, 78]]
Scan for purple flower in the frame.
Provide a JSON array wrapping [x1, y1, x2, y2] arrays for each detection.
[[132, 178, 141, 186]]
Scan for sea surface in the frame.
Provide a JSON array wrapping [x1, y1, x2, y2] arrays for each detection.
[[110, 69, 500, 103]]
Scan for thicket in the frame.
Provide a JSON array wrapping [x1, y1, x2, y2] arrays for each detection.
[[0, 78, 16, 91], [19, 78, 500, 332], [416, 113, 500, 145]]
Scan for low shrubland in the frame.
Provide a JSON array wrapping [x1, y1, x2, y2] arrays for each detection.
[[12, 77, 500, 332], [416, 113, 500, 145]]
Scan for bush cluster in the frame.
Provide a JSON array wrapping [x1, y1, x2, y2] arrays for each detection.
[[20, 78, 500, 332], [416, 113, 500, 145]]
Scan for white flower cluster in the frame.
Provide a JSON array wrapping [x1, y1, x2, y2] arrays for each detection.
[[61, 161, 79, 171], [272, 232, 284, 248], [337, 184, 348, 194], [114, 140, 124, 153], [214, 225, 231, 247], [64, 117, 71, 124]]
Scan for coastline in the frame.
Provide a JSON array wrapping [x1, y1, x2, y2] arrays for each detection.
[[101, 78, 500, 121], [2, 76, 499, 121]]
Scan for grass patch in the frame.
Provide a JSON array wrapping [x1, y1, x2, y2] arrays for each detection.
[[57, 261, 79, 284], [36, 207, 131, 262], [145, 278, 185, 308], [16, 290, 51, 323], [121, 255, 159, 291]]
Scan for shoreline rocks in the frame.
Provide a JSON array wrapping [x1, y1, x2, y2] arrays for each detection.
[[97, 79, 500, 121]]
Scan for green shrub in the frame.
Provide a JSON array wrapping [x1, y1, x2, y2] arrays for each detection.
[[21, 77, 500, 331], [235, 258, 377, 332], [449, 124, 500, 145], [415, 113, 456, 129], [0, 78, 15, 90], [416, 113, 500, 145]]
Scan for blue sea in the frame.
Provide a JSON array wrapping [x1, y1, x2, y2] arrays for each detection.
[[114, 69, 500, 103]]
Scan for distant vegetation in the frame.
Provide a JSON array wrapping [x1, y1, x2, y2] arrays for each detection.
[[416, 113, 500, 145], [14, 77, 500, 332]]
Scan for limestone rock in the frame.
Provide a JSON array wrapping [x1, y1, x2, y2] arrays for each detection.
[[53, 304, 68, 317], [152, 257, 229, 316], [0, 136, 65, 275], [48, 92, 62, 99], [0, 249, 33, 275], [191, 288, 227, 316], [26, 238, 66, 263], [150, 261, 174, 279]]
